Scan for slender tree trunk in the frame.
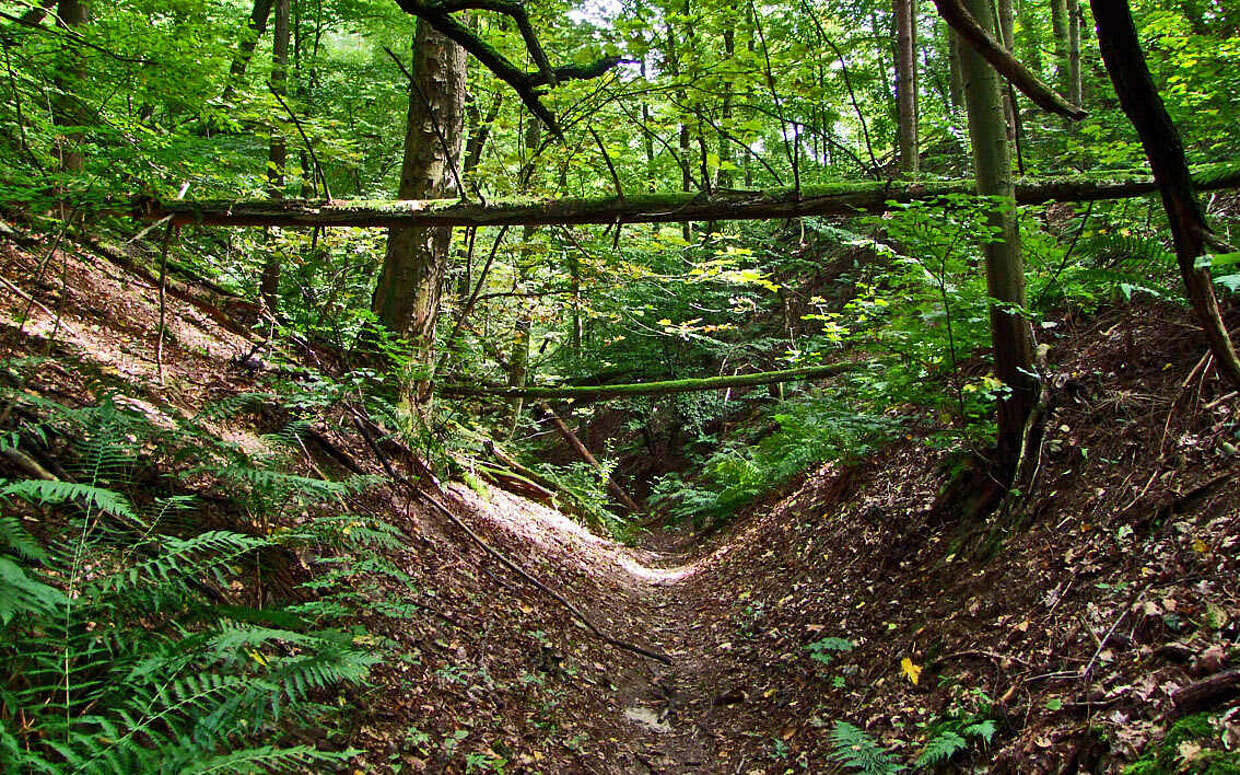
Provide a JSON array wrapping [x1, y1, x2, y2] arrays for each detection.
[[665, 13, 695, 241], [1050, 0, 1071, 97], [371, 19, 468, 408], [1067, 0, 1082, 107], [717, 26, 736, 188], [52, 0, 88, 174], [221, 0, 276, 104], [896, 0, 919, 175], [1091, 0, 1240, 387], [507, 116, 540, 434], [947, 26, 965, 109], [960, 0, 1037, 480], [259, 0, 290, 315]]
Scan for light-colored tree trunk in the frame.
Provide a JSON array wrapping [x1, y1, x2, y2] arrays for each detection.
[[370, 19, 468, 408], [259, 0, 290, 315], [960, 0, 1037, 479], [896, 0, 919, 175], [1050, 0, 1071, 97]]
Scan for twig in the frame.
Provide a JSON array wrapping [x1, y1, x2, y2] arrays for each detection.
[[0, 273, 78, 337], [348, 412, 671, 665], [269, 85, 332, 200], [155, 222, 177, 385]]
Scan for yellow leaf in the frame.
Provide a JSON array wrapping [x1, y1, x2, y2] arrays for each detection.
[[1192, 539, 1209, 554], [901, 657, 922, 685]]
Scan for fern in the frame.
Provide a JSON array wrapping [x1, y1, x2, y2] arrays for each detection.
[[915, 731, 967, 768], [829, 722, 904, 775], [1, 479, 138, 520], [0, 390, 379, 774]]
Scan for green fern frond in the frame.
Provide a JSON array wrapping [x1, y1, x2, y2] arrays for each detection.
[[915, 731, 966, 768], [0, 515, 47, 562], [180, 745, 355, 774], [0, 557, 66, 624], [961, 719, 997, 744], [829, 722, 904, 775], [91, 531, 267, 594], [0, 479, 137, 520]]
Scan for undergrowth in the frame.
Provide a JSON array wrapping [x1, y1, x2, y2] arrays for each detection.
[[0, 361, 412, 773]]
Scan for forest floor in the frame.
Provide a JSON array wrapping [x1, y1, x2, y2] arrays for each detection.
[[2, 224, 1239, 773]]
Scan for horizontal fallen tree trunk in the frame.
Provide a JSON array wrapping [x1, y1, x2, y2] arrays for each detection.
[[134, 167, 1240, 229], [439, 363, 859, 402]]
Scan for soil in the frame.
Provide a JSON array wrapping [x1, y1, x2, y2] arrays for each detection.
[[1, 223, 1238, 773]]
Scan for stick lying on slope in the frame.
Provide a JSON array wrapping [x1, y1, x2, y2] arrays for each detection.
[[348, 410, 673, 666]]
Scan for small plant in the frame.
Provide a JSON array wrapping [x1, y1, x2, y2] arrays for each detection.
[[828, 721, 904, 775], [807, 636, 855, 666]]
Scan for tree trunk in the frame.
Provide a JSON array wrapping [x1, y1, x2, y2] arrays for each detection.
[[371, 18, 468, 407], [717, 26, 736, 189], [221, 0, 276, 104], [1051, 0, 1071, 98], [947, 25, 965, 110], [1067, 0, 1082, 107], [896, 0, 919, 175], [960, 0, 1037, 481], [143, 170, 1240, 229], [52, 0, 88, 174], [1091, 0, 1240, 387], [507, 115, 541, 434], [259, 0, 290, 315]]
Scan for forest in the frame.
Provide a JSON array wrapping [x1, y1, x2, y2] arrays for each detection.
[[0, 0, 1239, 771]]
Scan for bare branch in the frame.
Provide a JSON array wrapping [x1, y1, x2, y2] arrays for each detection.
[[390, 0, 627, 134], [931, 0, 1087, 119]]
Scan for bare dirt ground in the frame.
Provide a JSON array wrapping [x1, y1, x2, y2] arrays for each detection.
[[2, 225, 1238, 773]]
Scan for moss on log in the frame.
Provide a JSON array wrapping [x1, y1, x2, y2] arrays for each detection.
[[135, 167, 1240, 229], [438, 363, 860, 402]]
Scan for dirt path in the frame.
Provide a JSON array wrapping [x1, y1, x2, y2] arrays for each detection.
[[447, 486, 738, 773]]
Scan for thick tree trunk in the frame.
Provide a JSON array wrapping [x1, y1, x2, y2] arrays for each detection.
[[896, 0, 919, 175], [1091, 0, 1240, 387], [960, 0, 1037, 481], [371, 18, 468, 406], [260, 0, 290, 315]]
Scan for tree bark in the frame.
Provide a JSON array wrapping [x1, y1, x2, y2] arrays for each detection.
[[1091, 0, 1240, 387], [370, 18, 468, 406], [259, 0, 290, 315], [52, 0, 88, 174], [1051, 0, 1071, 97], [947, 25, 965, 110], [139, 168, 1240, 229], [960, 0, 1037, 481], [932, 0, 1085, 119], [896, 0, 919, 175], [221, 0, 276, 103], [1067, 0, 1082, 107]]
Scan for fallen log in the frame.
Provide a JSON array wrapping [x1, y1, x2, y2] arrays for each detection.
[[134, 167, 1240, 229], [439, 362, 860, 402], [1172, 670, 1240, 718]]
